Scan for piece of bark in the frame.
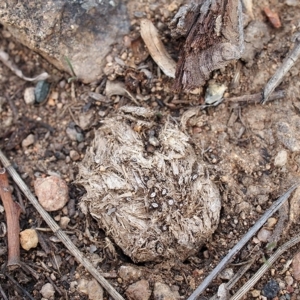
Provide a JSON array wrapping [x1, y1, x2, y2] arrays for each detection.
[[171, 0, 244, 91], [0, 168, 21, 268]]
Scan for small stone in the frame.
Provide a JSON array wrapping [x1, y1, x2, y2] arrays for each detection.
[[119, 265, 142, 282], [59, 216, 70, 229], [267, 218, 277, 228], [22, 134, 35, 148], [262, 279, 280, 298], [35, 80, 50, 103], [24, 87, 36, 104], [125, 280, 151, 300], [20, 229, 39, 250], [77, 278, 89, 295], [70, 150, 80, 161], [219, 268, 234, 280], [153, 282, 180, 300], [205, 82, 227, 106], [174, 275, 183, 282], [50, 273, 56, 281], [292, 252, 300, 280], [251, 289, 261, 297], [285, 275, 294, 286], [66, 125, 84, 142], [257, 228, 272, 242], [87, 279, 103, 300], [148, 136, 160, 147], [79, 111, 94, 130], [34, 176, 69, 211], [40, 283, 55, 299], [217, 283, 227, 299], [274, 150, 288, 167]]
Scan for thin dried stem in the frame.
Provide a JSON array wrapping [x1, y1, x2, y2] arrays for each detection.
[[187, 183, 299, 300], [0, 167, 21, 268], [0, 149, 125, 300], [209, 255, 258, 300], [227, 90, 285, 105], [0, 283, 8, 300], [231, 233, 300, 299]]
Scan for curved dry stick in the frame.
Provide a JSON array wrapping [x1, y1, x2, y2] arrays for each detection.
[[0, 150, 125, 300], [0, 168, 21, 268]]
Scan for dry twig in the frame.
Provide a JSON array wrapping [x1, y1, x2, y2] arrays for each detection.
[[187, 183, 299, 300], [209, 255, 258, 300], [262, 34, 300, 103], [227, 90, 285, 105], [0, 283, 8, 300], [231, 233, 300, 299], [0, 168, 21, 268], [0, 149, 125, 300]]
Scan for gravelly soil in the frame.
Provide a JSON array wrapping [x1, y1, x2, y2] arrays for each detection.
[[1, 1, 300, 299]]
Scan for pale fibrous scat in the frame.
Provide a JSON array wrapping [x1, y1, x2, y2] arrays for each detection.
[[76, 106, 221, 262]]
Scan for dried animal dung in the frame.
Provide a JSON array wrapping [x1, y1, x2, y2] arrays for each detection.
[[76, 107, 221, 262]]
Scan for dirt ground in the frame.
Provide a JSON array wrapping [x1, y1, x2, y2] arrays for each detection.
[[1, 0, 300, 299]]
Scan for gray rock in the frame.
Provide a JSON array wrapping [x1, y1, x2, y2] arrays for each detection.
[[0, 0, 130, 83]]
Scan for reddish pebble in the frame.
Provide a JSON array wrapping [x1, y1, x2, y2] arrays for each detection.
[[34, 176, 69, 211], [264, 7, 281, 28]]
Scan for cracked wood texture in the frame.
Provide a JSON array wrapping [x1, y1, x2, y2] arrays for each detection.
[[172, 0, 244, 91]]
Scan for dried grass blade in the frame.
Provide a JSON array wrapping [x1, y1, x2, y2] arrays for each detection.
[[0, 149, 125, 300], [187, 183, 299, 300], [231, 233, 300, 300]]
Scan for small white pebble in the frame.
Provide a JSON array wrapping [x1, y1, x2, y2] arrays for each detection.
[[24, 87, 36, 105], [40, 283, 55, 299], [59, 216, 70, 229], [257, 228, 272, 242], [22, 134, 35, 148], [274, 150, 288, 167], [20, 229, 39, 251], [168, 199, 174, 206], [267, 217, 277, 228], [251, 289, 261, 298], [285, 275, 294, 286]]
